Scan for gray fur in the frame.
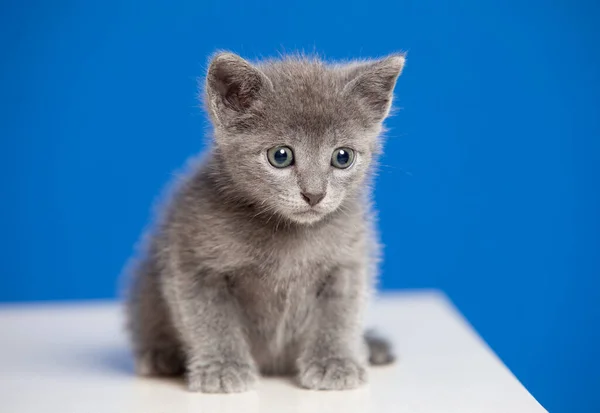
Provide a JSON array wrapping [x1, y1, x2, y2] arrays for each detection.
[[125, 52, 404, 393]]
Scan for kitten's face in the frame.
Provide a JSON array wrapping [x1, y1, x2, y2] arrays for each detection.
[[205, 53, 404, 225], [220, 124, 380, 225]]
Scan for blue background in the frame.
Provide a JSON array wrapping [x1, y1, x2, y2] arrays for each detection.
[[1, 0, 599, 411]]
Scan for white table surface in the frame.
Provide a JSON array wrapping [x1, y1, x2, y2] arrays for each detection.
[[0, 291, 546, 413]]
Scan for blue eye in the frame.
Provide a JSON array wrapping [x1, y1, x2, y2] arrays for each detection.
[[267, 146, 294, 168], [331, 148, 355, 169]]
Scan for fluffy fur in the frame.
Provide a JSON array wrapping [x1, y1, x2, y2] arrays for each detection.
[[125, 52, 405, 393]]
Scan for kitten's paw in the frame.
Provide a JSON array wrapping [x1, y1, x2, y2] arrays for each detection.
[[187, 362, 257, 393], [135, 348, 184, 376], [298, 357, 367, 390]]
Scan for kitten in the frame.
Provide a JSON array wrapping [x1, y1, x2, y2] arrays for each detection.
[[125, 52, 405, 393]]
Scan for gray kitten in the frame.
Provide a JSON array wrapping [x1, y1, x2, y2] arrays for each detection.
[[125, 52, 405, 393]]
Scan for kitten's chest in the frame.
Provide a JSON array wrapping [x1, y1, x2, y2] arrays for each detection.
[[230, 270, 317, 371], [232, 272, 315, 322], [259, 222, 358, 274], [231, 244, 330, 325], [227, 219, 361, 316]]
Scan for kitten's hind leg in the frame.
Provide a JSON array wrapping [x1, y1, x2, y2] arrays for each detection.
[[365, 331, 395, 366], [136, 346, 185, 377], [126, 258, 185, 377]]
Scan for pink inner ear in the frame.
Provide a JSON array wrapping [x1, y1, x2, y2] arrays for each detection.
[[224, 77, 263, 112]]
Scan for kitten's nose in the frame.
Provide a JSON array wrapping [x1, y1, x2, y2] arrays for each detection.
[[301, 192, 325, 207]]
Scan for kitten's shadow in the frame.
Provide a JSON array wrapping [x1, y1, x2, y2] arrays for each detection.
[[95, 346, 136, 375], [92, 346, 188, 388]]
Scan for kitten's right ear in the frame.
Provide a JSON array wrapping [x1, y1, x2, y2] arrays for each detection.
[[205, 52, 272, 126]]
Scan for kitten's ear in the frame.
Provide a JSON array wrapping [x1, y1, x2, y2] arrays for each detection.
[[343, 54, 405, 122], [205, 52, 272, 125]]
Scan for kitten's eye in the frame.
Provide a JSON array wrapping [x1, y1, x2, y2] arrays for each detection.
[[267, 146, 294, 168], [331, 148, 355, 169]]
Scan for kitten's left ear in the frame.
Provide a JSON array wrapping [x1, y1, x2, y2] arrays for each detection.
[[343, 54, 405, 122]]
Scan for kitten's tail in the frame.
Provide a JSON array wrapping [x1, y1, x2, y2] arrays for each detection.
[[365, 331, 396, 365]]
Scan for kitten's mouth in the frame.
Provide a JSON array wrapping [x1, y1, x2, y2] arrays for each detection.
[[295, 209, 320, 215]]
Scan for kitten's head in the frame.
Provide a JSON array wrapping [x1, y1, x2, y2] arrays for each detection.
[[204, 52, 404, 225]]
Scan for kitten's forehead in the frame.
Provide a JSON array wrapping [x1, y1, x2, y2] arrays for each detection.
[[256, 59, 363, 142], [258, 58, 349, 98]]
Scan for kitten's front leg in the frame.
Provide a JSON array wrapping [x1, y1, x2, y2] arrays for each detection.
[[162, 269, 257, 393], [297, 267, 368, 390]]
